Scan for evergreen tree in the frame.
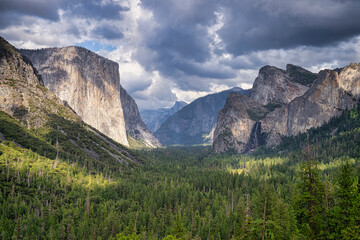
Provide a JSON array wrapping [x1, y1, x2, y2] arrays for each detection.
[[330, 162, 360, 239], [173, 211, 186, 239], [294, 143, 327, 239]]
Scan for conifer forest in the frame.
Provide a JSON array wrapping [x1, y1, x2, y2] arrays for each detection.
[[1, 105, 360, 239]]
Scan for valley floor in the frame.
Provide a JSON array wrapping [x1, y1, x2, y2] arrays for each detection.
[[1, 105, 360, 239], [1, 143, 360, 239]]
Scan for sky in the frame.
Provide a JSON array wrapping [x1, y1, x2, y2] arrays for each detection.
[[1, 0, 360, 110]]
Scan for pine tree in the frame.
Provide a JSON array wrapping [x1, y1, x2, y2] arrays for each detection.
[[173, 211, 185, 239], [330, 162, 360, 239], [294, 136, 326, 239]]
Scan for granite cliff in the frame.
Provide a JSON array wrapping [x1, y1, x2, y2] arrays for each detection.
[[214, 64, 316, 153], [20, 47, 129, 146], [0, 37, 80, 127], [140, 101, 187, 132], [155, 87, 249, 145], [213, 64, 360, 153], [213, 93, 267, 153], [120, 86, 161, 147], [262, 64, 360, 147], [214, 64, 360, 153], [0, 36, 140, 166], [21, 47, 160, 148], [249, 64, 316, 105]]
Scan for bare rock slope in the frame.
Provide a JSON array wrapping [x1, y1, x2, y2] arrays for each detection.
[[262, 64, 360, 147], [0, 36, 140, 166], [155, 87, 249, 146], [213, 64, 360, 153], [21, 47, 160, 148], [213, 93, 268, 153], [21, 47, 129, 146], [120, 86, 161, 147], [249, 64, 316, 105], [0, 37, 79, 127]]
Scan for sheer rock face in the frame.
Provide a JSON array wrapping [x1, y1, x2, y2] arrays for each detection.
[[120, 86, 161, 147], [249, 64, 316, 105], [213, 63, 360, 153], [21, 47, 130, 146], [0, 37, 80, 127], [213, 64, 316, 153], [262, 64, 360, 147], [0, 37, 140, 165], [213, 93, 267, 153], [155, 88, 249, 146]]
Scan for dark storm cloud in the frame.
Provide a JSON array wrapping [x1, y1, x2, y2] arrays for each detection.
[[147, 26, 210, 63], [93, 25, 124, 40], [0, 0, 130, 27], [0, 12, 23, 29], [141, 0, 218, 26], [1, 0, 360, 107], [139, 24, 232, 80], [154, 57, 236, 81], [173, 61, 236, 80], [0, 0, 62, 21], [137, 0, 221, 79], [138, 0, 360, 80], [219, 0, 360, 55], [66, 25, 81, 37], [68, 1, 130, 20]]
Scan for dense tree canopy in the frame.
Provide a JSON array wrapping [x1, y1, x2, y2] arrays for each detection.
[[1, 105, 360, 239]]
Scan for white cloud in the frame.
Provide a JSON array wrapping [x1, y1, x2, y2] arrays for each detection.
[[171, 88, 209, 104], [1, 0, 360, 111], [240, 83, 253, 89], [131, 71, 177, 110]]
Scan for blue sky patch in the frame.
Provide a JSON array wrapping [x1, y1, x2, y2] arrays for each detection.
[[76, 40, 116, 52]]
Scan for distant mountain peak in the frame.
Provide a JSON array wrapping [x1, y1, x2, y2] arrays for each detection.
[[229, 86, 245, 92], [249, 64, 316, 105], [141, 101, 188, 133], [154, 87, 250, 146], [174, 100, 187, 106], [213, 62, 360, 154]]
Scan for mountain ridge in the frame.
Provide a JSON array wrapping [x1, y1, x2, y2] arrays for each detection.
[[120, 86, 162, 147], [155, 87, 250, 145], [140, 101, 188, 132], [213, 63, 360, 153], [0, 36, 140, 167], [20, 46, 160, 148], [20, 46, 129, 146]]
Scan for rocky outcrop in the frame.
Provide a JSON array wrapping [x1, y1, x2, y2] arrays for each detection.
[[21, 47, 129, 146], [249, 64, 316, 105], [140, 101, 187, 132], [213, 63, 360, 153], [213, 93, 267, 153], [120, 86, 161, 147], [0, 37, 80, 127], [22, 47, 162, 148], [155, 87, 249, 145], [262, 64, 360, 147], [0, 36, 140, 166]]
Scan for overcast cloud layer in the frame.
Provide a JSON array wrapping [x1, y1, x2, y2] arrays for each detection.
[[1, 0, 360, 110]]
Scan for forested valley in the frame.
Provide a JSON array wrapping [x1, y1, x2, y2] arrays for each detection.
[[1, 104, 360, 239]]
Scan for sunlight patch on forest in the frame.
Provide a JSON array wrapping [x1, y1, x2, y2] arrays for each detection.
[[0, 143, 115, 191]]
